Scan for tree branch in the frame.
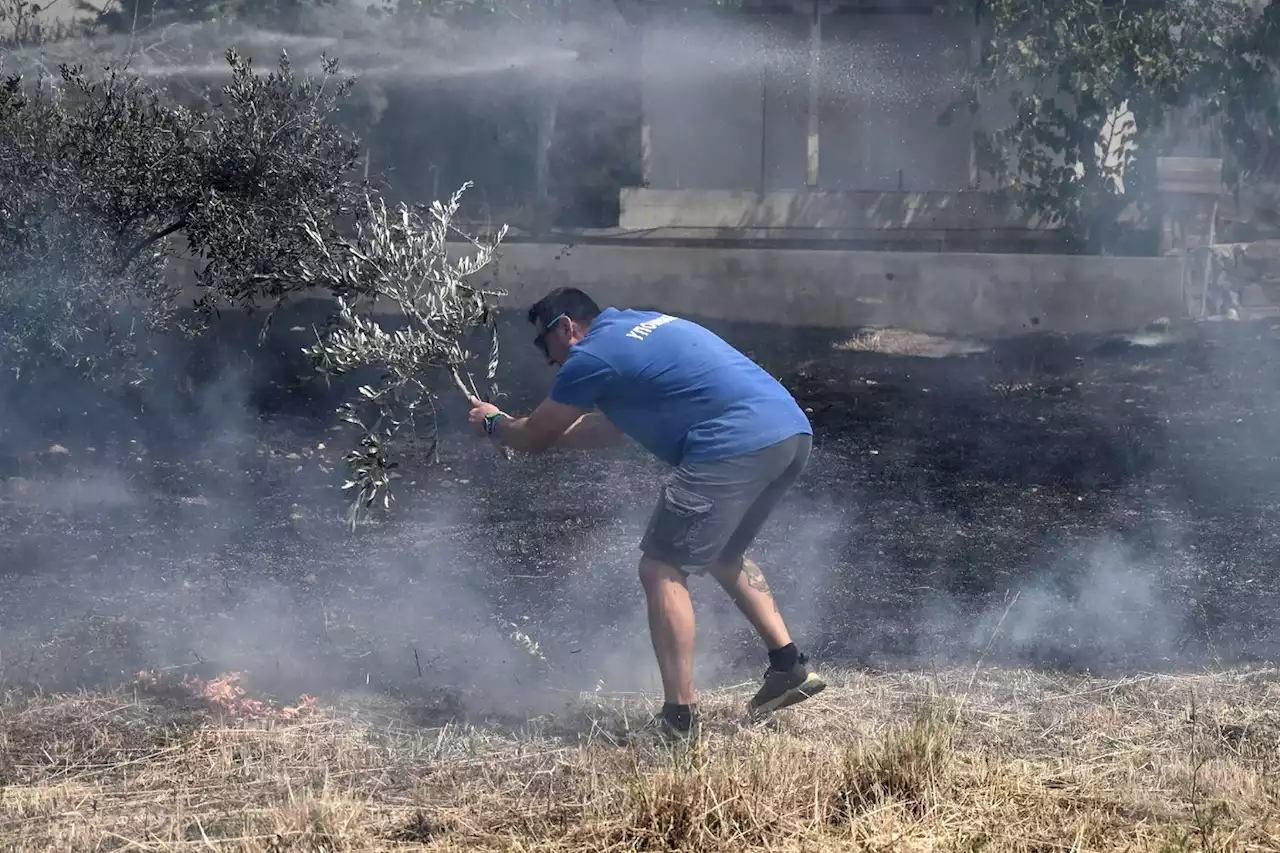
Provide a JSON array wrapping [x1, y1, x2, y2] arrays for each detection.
[[113, 213, 188, 276]]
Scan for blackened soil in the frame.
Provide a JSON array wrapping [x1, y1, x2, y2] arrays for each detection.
[[2, 311, 1279, 717]]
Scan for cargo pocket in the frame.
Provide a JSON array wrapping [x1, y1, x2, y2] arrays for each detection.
[[647, 484, 715, 562]]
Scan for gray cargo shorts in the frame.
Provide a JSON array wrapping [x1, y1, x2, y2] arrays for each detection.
[[639, 432, 811, 574]]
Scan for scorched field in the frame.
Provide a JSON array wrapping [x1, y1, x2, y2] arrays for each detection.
[[2, 312, 1279, 851]]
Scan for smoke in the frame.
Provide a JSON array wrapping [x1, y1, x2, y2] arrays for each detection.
[[912, 537, 1197, 674], [8, 4, 969, 102], [6, 13, 594, 84], [0, 316, 577, 717], [2, 300, 1276, 717], [4, 0, 1278, 732]]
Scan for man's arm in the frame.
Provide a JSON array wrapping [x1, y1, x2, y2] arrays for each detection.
[[484, 397, 592, 455], [558, 412, 624, 450], [471, 350, 620, 453]]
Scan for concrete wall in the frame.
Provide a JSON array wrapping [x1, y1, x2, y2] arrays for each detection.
[[816, 13, 975, 192], [642, 12, 809, 191], [640, 9, 976, 193], [617, 187, 1059, 232], [476, 241, 1185, 337]]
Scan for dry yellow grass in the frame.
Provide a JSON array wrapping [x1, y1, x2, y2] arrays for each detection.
[[3, 665, 1279, 851], [834, 329, 989, 358]]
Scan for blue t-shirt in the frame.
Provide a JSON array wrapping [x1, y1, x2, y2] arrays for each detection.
[[548, 307, 812, 466]]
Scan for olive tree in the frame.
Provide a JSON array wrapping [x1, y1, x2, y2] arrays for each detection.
[[0, 48, 361, 383]]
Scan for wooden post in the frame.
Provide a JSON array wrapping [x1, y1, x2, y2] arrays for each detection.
[[760, 69, 769, 196], [534, 88, 560, 232], [968, 0, 982, 188], [637, 19, 650, 188], [640, 21, 652, 187], [806, 0, 821, 188], [640, 120, 652, 187]]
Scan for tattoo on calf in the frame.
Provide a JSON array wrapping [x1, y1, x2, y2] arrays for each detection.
[[742, 559, 771, 594]]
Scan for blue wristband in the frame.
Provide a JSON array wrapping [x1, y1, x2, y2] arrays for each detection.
[[484, 411, 506, 436]]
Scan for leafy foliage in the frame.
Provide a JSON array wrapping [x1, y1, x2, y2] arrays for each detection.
[[0, 47, 361, 382], [1195, 1, 1280, 192], [299, 183, 509, 529], [0, 0, 74, 45], [73, 0, 223, 31], [0, 63, 189, 381], [182, 50, 362, 312], [72, 0, 329, 31], [956, 0, 1243, 252]]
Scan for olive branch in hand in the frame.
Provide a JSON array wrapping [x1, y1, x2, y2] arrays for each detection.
[[298, 182, 510, 529]]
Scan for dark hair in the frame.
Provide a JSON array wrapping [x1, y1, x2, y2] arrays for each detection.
[[527, 287, 601, 329]]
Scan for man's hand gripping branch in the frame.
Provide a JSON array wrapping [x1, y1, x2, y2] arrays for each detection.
[[467, 396, 623, 454]]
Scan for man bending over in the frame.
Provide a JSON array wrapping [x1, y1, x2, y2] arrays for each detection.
[[467, 287, 825, 740]]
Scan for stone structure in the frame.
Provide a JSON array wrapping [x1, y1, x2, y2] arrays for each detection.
[[477, 240, 1184, 337], [159, 1, 1199, 339], [616, 187, 1061, 250], [621, 0, 1048, 247], [1152, 156, 1280, 320], [637, 1, 976, 193], [1198, 240, 1280, 320]]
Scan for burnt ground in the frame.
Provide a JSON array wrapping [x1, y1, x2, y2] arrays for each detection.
[[2, 309, 1280, 721]]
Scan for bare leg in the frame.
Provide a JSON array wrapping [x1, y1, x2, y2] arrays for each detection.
[[710, 556, 792, 651], [638, 557, 697, 705]]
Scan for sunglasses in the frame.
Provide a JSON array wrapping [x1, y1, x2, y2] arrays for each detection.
[[534, 312, 568, 362]]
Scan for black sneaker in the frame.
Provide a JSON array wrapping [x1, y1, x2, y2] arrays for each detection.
[[637, 705, 702, 746], [748, 654, 826, 718]]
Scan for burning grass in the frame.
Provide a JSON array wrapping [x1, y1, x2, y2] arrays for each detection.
[[2, 666, 1279, 851]]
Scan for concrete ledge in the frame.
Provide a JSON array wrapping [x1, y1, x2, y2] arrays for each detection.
[[619, 187, 1061, 233], [452, 225, 1070, 254], [478, 241, 1185, 337]]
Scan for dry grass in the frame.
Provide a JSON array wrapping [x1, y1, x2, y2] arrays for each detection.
[[3, 666, 1280, 851], [835, 328, 989, 358]]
